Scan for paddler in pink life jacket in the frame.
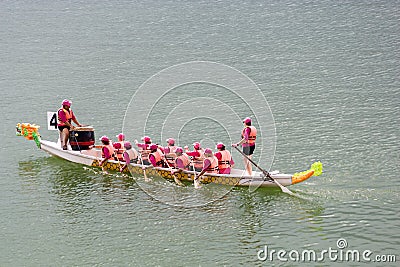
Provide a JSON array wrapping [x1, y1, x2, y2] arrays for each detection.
[[99, 135, 116, 166], [119, 142, 139, 172], [164, 138, 177, 154], [113, 133, 126, 161], [148, 144, 166, 168], [57, 99, 82, 150], [171, 147, 191, 174], [164, 138, 177, 167], [185, 142, 205, 172], [232, 117, 257, 176], [134, 136, 152, 165], [215, 143, 235, 174], [197, 148, 219, 177]]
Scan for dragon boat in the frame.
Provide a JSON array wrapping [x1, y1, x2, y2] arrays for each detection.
[[16, 123, 323, 188]]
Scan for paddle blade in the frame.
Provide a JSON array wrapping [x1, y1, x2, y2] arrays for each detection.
[[194, 179, 201, 189], [174, 176, 184, 186], [274, 179, 295, 195], [280, 184, 295, 195], [143, 169, 150, 182]]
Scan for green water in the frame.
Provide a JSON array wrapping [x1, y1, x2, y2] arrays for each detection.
[[1, 0, 399, 266]]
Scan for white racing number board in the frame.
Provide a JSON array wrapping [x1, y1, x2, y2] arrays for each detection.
[[47, 111, 58, 131]]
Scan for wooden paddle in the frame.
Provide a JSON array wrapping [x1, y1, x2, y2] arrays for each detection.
[[191, 158, 201, 189], [164, 155, 184, 186], [138, 152, 149, 182], [233, 146, 294, 195]]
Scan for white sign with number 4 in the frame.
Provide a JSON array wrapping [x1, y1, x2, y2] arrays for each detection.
[[47, 112, 58, 130]]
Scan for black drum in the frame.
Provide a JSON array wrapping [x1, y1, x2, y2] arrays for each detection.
[[69, 127, 95, 151]]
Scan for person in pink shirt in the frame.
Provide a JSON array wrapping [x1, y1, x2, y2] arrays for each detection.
[[113, 133, 126, 161], [57, 99, 82, 150], [134, 136, 152, 165], [99, 136, 115, 167], [148, 144, 166, 168], [171, 147, 190, 173], [185, 142, 205, 172], [164, 138, 176, 154], [215, 143, 234, 174], [197, 148, 219, 177], [232, 117, 257, 176], [135, 136, 152, 150], [119, 142, 139, 172], [164, 138, 177, 167]]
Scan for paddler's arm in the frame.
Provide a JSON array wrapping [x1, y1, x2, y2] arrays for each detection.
[[100, 147, 111, 166], [197, 159, 211, 177], [135, 141, 147, 149], [148, 154, 157, 167], [232, 138, 245, 147], [232, 127, 250, 147], [172, 158, 185, 174], [70, 111, 82, 127], [186, 151, 200, 157], [120, 151, 130, 172], [230, 157, 235, 167]]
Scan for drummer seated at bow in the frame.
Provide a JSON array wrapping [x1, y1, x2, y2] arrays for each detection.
[[148, 144, 167, 168], [57, 99, 83, 150], [134, 136, 153, 165], [171, 147, 191, 174]]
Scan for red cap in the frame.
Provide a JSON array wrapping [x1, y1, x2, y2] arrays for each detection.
[[216, 143, 225, 149], [142, 136, 151, 143], [175, 147, 183, 153], [113, 142, 122, 149], [204, 148, 213, 154], [166, 138, 175, 145], [62, 99, 71, 107], [124, 142, 132, 149], [99, 135, 109, 142], [116, 133, 125, 141], [193, 142, 201, 150], [149, 144, 158, 151], [243, 117, 252, 124]]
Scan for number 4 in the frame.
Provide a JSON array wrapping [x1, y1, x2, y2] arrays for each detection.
[[50, 113, 57, 129], [47, 112, 58, 130]]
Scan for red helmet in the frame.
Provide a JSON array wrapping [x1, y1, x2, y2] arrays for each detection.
[[166, 138, 175, 145], [142, 136, 151, 143], [175, 147, 183, 153], [116, 133, 125, 141], [62, 99, 72, 107], [193, 142, 201, 150], [216, 143, 225, 150], [99, 135, 109, 142]]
